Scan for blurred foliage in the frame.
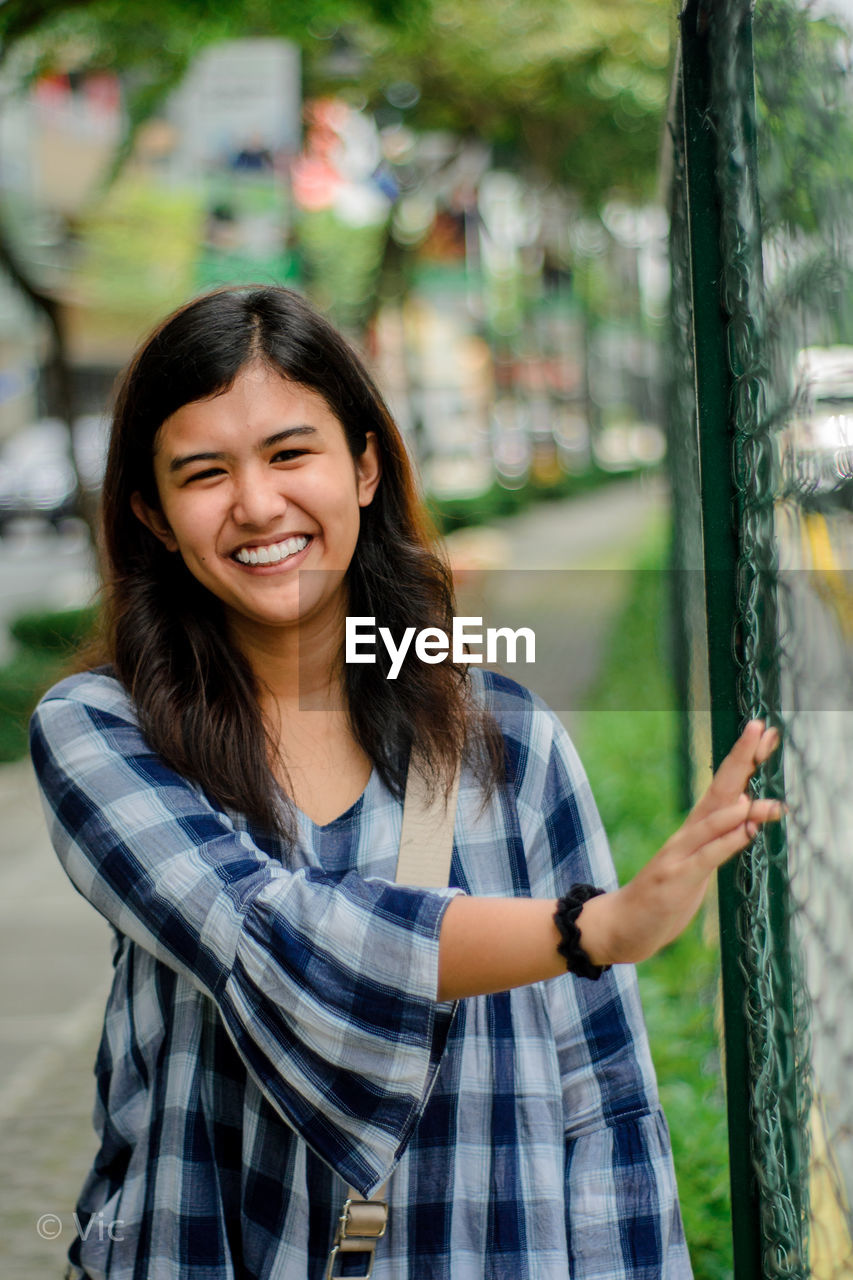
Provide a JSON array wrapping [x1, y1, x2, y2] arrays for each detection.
[[9, 603, 98, 653], [427, 465, 631, 534], [71, 177, 204, 329], [0, 0, 420, 187], [295, 209, 389, 334], [2, 3, 223, 177], [575, 525, 733, 1280], [0, 0, 409, 55], [1, 0, 672, 206], [0, 0, 674, 383], [0, 604, 97, 762], [318, 0, 672, 204], [0, 649, 63, 760], [754, 0, 853, 238], [753, 0, 853, 351]]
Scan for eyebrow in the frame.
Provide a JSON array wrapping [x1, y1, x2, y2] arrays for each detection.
[[167, 426, 319, 474]]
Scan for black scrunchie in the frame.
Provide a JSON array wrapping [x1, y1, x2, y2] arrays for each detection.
[[553, 884, 612, 981]]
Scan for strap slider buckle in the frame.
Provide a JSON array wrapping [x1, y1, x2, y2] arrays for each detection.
[[338, 1195, 388, 1241], [324, 1196, 388, 1280]]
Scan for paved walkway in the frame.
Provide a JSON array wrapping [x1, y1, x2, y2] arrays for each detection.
[[450, 474, 667, 731], [0, 476, 666, 1277], [0, 761, 112, 1276]]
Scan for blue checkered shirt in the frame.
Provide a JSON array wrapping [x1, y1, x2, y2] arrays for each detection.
[[31, 667, 692, 1280]]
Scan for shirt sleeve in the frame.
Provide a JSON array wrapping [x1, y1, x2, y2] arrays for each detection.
[[518, 704, 693, 1278], [29, 675, 462, 1198]]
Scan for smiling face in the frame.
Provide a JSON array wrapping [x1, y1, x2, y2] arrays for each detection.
[[131, 362, 381, 645]]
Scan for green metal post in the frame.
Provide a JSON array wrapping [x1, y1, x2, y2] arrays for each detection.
[[713, 3, 805, 1248], [678, 3, 763, 1277]]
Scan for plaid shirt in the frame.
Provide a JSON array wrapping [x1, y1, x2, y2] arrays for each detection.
[[31, 667, 692, 1280]]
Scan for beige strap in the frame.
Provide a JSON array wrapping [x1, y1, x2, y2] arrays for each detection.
[[325, 756, 460, 1278], [396, 757, 460, 888]]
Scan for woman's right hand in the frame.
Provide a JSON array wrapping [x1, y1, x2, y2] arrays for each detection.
[[576, 720, 783, 966]]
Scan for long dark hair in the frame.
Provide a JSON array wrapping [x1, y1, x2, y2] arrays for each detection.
[[90, 285, 503, 837]]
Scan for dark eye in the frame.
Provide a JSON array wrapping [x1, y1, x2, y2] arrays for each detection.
[[183, 467, 225, 484], [272, 448, 306, 462]]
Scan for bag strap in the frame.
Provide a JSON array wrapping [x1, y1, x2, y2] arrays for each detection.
[[324, 756, 460, 1280], [396, 756, 460, 888]]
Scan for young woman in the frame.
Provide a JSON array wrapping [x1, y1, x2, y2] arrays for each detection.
[[31, 285, 781, 1280]]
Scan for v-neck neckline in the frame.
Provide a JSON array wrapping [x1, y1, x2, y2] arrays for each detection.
[[294, 767, 377, 833]]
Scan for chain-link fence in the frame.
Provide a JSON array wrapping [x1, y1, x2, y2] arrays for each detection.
[[667, 1, 853, 1276]]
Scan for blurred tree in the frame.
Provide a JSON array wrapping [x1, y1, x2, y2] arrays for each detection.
[[0, 0, 672, 523], [311, 0, 672, 206], [0, 0, 228, 528], [3, 0, 673, 241], [0, 0, 414, 532], [753, 0, 853, 352], [0, 0, 421, 347], [754, 0, 853, 238], [0, 0, 422, 173]]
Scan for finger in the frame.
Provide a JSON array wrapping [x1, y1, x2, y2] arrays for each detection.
[[676, 796, 751, 854], [691, 821, 759, 875], [754, 726, 781, 766], [746, 795, 788, 838], [676, 795, 784, 859], [743, 797, 785, 824], [693, 798, 785, 871], [694, 720, 782, 821], [691, 722, 765, 817], [715, 719, 766, 786]]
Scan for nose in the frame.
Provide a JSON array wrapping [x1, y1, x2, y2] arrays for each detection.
[[231, 466, 287, 528]]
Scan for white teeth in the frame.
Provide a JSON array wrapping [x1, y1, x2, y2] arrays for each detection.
[[235, 535, 309, 566]]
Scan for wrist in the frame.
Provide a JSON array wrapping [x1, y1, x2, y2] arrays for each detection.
[[573, 890, 616, 966], [553, 886, 614, 979]]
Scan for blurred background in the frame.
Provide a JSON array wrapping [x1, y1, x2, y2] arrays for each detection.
[[0, 0, 672, 643], [0, 2, 850, 1279]]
